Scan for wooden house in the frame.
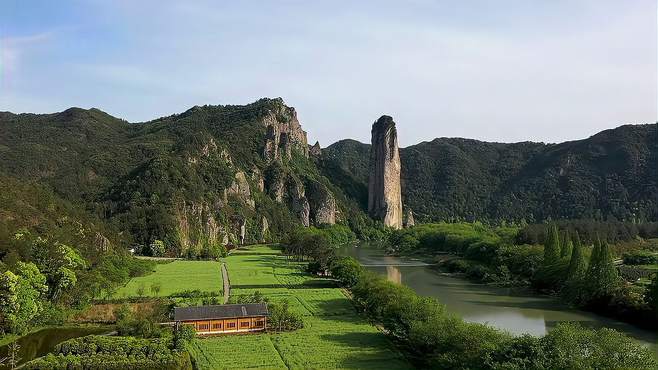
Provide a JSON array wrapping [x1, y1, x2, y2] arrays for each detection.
[[174, 303, 268, 335]]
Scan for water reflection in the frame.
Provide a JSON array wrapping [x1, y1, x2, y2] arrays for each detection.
[[341, 244, 657, 351], [386, 265, 402, 284]]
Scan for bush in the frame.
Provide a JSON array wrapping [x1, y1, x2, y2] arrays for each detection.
[[268, 300, 303, 332], [623, 250, 658, 265]]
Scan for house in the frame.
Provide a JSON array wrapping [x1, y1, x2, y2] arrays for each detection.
[[173, 303, 268, 335]]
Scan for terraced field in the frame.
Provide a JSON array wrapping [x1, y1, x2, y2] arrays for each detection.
[[190, 245, 411, 369], [114, 260, 222, 298]]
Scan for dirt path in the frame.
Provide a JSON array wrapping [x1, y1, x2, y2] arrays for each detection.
[[221, 262, 230, 304]]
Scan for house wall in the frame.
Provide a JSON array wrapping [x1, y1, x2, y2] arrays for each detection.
[[182, 316, 266, 335]]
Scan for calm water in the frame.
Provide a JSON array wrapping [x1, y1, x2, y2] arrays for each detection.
[[340, 244, 657, 351], [0, 326, 112, 368]]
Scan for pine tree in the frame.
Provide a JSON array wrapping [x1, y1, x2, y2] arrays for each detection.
[[585, 238, 619, 300], [563, 231, 588, 302], [543, 225, 561, 266], [597, 240, 619, 296], [566, 232, 587, 282]]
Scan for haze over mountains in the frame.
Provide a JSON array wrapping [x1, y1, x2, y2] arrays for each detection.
[[0, 98, 656, 254]]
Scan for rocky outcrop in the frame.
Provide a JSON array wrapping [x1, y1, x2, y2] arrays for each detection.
[[262, 99, 309, 161], [286, 177, 310, 227], [404, 209, 415, 228], [227, 171, 255, 207], [306, 180, 337, 225], [251, 166, 265, 192], [309, 141, 322, 157], [368, 115, 403, 229]]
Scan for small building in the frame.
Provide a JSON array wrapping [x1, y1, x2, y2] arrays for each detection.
[[174, 303, 268, 335]]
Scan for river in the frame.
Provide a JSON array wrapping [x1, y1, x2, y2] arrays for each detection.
[[340, 244, 657, 352]]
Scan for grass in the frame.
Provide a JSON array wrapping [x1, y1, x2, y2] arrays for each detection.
[[113, 260, 222, 298], [189, 334, 286, 369], [190, 244, 412, 370]]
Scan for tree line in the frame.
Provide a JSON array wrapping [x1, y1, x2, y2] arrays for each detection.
[[330, 257, 657, 369]]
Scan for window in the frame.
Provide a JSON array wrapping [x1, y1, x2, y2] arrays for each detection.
[[198, 323, 209, 331], [212, 323, 222, 330], [227, 322, 236, 328], [255, 320, 264, 327], [240, 321, 250, 328]]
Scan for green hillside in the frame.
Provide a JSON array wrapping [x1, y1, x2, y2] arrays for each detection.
[[322, 123, 658, 223]]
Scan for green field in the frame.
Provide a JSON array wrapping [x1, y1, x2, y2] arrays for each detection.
[[190, 245, 411, 369], [114, 260, 222, 298]]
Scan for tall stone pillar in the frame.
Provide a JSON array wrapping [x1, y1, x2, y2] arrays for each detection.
[[368, 115, 403, 229]]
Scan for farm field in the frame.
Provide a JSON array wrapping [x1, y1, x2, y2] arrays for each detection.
[[113, 260, 222, 298], [190, 245, 412, 369]]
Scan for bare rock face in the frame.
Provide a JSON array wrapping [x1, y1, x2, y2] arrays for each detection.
[[368, 115, 403, 229], [306, 180, 336, 225], [309, 141, 322, 157], [404, 209, 415, 228], [227, 171, 255, 207], [262, 99, 309, 161], [286, 177, 310, 227]]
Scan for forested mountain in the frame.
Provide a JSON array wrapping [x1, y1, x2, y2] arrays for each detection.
[[1, 99, 656, 260], [0, 98, 368, 258], [321, 123, 658, 223]]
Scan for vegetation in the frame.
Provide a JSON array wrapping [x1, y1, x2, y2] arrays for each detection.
[[323, 124, 658, 223], [330, 257, 657, 369], [189, 245, 411, 369], [113, 260, 222, 299], [390, 222, 658, 330], [23, 335, 192, 369]]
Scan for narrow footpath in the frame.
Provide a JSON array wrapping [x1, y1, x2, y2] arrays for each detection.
[[221, 262, 230, 304]]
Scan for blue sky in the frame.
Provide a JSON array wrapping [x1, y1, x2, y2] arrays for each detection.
[[1, 0, 656, 146]]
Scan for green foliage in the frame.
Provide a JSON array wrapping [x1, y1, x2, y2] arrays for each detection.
[[324, 124, 658, 223], [340, 257, 657, 369], [648, 274, 658, 313], [541, 322, 656, 369], [623, 250, 658, 265], [543, 225, 561, 266], [586, 239, 620, 300], [173, 324, 196, 351], [268, 299, 304, 332], [564, 232, 588, 301], [330, 257, 365, 287], [23, 335, 191, 370], [0, 262, 48, 334]]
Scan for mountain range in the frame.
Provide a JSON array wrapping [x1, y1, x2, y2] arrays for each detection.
[[0, 98, 656, 255]]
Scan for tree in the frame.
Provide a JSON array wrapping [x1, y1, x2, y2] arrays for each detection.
[[647, 274, 658, 314], [136, 283, 146, 298], [150, 282, 162, 296], [560, 231, 573, 259], [564, 232, 587, 302], [0, 262, 48, 334], [7, 342, 21, 370], [330, 257, 364, 287], [149, 240, 166, 257], [543, 225, 561, 266], [585, 239, 619, 300]]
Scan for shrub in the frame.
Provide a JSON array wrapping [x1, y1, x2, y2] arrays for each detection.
[[623, 250, 658, 265]]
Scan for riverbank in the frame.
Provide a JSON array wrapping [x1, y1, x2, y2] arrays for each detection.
[[340, 243, 658, 352]]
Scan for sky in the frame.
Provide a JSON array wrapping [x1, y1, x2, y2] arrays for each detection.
[[1, 0, 656, 147]]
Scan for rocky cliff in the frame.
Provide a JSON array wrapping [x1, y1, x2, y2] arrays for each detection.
[[0, 98, 347, 256], [368, 116, 403, 229]]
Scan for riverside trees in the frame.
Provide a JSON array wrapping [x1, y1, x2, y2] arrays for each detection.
[[330, 257, 656, 369]]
